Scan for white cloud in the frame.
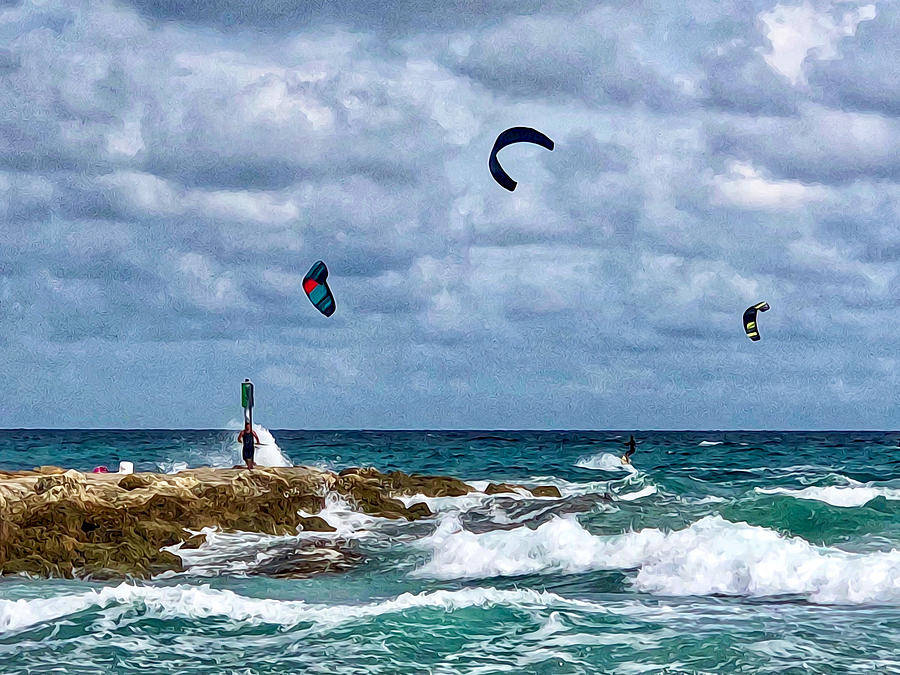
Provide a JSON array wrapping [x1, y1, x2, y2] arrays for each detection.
[[102, 171, 181, 216], [759, 1, 876, 85], [106, 105, 146, 158], [635, 253, 761, 308], [711, 104, 900, 183], [189, 189, 300, 225], [173, 252, 246, 312], [712, 161, 827, 211], [786, 237, 895, 293]]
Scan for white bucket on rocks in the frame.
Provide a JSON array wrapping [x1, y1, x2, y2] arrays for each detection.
[[118, 461, 134, 475]]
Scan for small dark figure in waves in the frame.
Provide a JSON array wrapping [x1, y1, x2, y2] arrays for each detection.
[[621, 435, 638, 465]]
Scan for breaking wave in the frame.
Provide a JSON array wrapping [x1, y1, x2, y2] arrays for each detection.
[[0, 583, 601, 637], [755, 484, 900, 508], [163, 493, 386, 576], [413, 514, 900, 604], [575, 452, 638, 474]]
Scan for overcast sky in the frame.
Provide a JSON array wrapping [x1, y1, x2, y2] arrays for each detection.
[[1, 0, 898, 429]]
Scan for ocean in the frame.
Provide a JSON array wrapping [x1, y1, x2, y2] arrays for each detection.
[[2, 430, 900, 674]]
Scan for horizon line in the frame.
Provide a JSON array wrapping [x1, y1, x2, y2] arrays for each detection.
[[1, 427, 898, 433]]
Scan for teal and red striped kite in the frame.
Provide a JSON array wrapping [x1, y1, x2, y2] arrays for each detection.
[[303, 261, 335, 317]]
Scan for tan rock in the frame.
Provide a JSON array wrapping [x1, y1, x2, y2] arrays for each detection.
[[530, 485, 562, 498], [406, 502, 434, 519], [34, 470, 85, 495], [0, 465, 469, 579], [485, 482, 525, 495], [118, 474, 157, 491], [297, 516, 336, 532]]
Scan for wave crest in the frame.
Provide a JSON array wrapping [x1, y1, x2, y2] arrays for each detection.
[[0, 583, 600, 636], [575, 452, 637, 473], [755, 484, 900, 508], [413, 514, 900, 605]]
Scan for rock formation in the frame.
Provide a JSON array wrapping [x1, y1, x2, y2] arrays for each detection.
[[485, 482, 563, 498], [0, 466, 564, 579]]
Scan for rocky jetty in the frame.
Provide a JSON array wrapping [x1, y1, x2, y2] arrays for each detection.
[[0, 465, 562, 579], [484, 482, 563, 498]]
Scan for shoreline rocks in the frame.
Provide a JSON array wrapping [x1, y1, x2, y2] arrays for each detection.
[[485, 482, 563, 498], [0, 466, 436, 579], [0, 465, 565, 579]]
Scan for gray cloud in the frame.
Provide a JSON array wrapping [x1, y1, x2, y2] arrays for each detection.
[[701, 42, 800, 115], [807, 4, 899, 116], [708, 105, 900, 183], [441, 8, 690, 110], [122, 0, 586, 34]]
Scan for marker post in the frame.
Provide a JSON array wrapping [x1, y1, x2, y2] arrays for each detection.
[[241, 379, 254, 429]]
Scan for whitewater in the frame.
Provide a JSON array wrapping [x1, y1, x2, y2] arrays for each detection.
[[2, 430, 900, 674]]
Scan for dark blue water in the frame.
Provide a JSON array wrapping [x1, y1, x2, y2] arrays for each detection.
[[3, 428, 898, 479]]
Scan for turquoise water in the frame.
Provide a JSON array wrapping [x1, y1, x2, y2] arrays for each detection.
[[2, 430, 900, 674]]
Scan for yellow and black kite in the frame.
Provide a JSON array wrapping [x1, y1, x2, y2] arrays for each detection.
[[743, 301, 770, 341]]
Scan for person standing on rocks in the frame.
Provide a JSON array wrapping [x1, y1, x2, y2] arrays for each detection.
[[238, 423, 260, 469]]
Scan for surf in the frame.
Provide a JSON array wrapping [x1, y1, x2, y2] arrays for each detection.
[[413, 513, 900, 605], [0, 582, 603, 637]]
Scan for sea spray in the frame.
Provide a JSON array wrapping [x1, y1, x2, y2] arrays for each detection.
[[0, 583, 602, 636], [412, 514, 608, 579], [251, 425, 293, 467], [575, 452, 638, 474], [413, 513, 900, 604], [222, 420, 292, 467], [163, 493, 405, 576], [617, 485, 658, 501], [755, 484, 900, 508], [155, 427, 291, 470]]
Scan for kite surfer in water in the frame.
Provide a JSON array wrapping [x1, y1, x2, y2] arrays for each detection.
[[238, 422, 260, 470], [621, 435, 637, 465]]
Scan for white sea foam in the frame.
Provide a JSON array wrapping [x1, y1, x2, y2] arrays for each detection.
[[395, 479, 513, 513], [755, 485, 900, 508], [301, 491, 389, 535], [0, 583, 603, 636], [575, 452, 638, 474], [525, 475, 619, 499], [617, 486, 657, 502], [155, 425, 290, 472], [395, 475, 604, 517], [165, 493, 384, 575], [681, 495, 727, 505], [161, 528, 290, 576], [627, 517, 900, 604], [250, 425, 292, 467], [413, 514, 900, 604], [397, 491, 495, 514], [396, 486, 562, 528], [0, 594, 105, 633], [412, 514, 606, 580], [397, 474, 648, 515], [159, 460, 190, 474], [698, 441, 723, 447], [396, 473, 630, 527], [524, 474, 661, 507]]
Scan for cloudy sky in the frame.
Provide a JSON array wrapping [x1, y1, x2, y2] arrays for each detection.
[[1, 0, 897, 429]]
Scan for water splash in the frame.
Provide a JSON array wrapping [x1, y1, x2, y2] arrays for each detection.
[[250, 425, 292, 467]]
